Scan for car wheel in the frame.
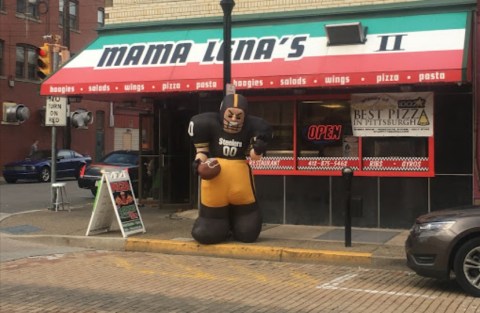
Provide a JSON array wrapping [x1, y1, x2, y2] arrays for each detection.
[[90, 188, 97, 196], [454, 237, 480, 297], [39, 166, 51, 182], [4, 177, 17, 183]]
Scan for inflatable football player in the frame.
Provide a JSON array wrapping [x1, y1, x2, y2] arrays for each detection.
[[188, 93, 272, 244]]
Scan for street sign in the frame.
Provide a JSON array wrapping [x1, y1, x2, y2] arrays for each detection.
[[45, 96, 67, 126]]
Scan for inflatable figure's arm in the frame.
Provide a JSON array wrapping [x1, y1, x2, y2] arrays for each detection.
[[249, 117, 273, 160], [188, 114, 215, 171]]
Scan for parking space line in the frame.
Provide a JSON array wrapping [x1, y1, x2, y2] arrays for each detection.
[[317, 273, 437, 299]]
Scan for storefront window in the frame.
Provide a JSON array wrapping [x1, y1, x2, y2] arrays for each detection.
[[250, 92, 434, 176], [297, 100, 352, 157], [249, 100, 293, 156], [362, 137, 427, 157]]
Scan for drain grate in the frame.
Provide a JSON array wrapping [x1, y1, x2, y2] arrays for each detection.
[[315, 229, 400, 244], [0, 224, 42, 234]]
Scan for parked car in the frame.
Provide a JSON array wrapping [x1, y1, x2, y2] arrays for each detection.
[[405, 206, 480, 297], [2, 149, 92, 183], [78, 150, 147, 196]]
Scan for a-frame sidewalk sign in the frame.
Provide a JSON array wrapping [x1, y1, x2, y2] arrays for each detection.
[[86, 169, 146, 238]]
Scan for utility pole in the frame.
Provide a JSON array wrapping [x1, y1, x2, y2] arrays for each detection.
[[220, 0, 235, 96], [63, 0, 72, 149]]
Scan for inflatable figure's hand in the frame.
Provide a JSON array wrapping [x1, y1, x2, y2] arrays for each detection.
[[252, 138, 267, 155], [192, 159, 201, 175]]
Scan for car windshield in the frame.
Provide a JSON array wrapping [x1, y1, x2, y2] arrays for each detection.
[[101, 152, 138, 165], [29, 150, 51, 161]]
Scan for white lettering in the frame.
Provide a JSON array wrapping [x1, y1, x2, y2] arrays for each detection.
[[376, 73, 399, 84], [280, 77, 307, 86], [196, 81, 217, 90], [162, 82, 181, 91], [49, 85, 76, 94], [219, 138, 243, 148], [324, 75, 350, 85], [418, 71, 446, 82]]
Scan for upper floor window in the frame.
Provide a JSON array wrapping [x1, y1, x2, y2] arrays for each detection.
[[97, 7, 105, 27], [0, 40, 4, 77], [17, 0, 39, 18], [59, 0, 78, 30], [0, 0, 5, 11], [15, 44, 37, 80]]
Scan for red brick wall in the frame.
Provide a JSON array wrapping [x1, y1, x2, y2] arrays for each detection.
[[0, 1, 108, 169]]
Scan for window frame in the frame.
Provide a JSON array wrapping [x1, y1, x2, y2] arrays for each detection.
[[16, 0, 39, 18], [59, 0, 79, 31], [0, 40, 4, 77], [97, 7, 105, 27], [15, 44, 37, 81]]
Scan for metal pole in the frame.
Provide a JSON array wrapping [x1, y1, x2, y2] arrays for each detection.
[[51, 126, 57, 210], [63, 0, 71, 149], [342, 167, 353, 247], [220, 0, 235, 95]]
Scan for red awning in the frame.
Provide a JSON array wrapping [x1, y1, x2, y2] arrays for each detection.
[[41, 11, 471, 98]]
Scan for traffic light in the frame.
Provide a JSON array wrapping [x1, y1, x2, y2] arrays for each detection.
[[71, 109, 93, 128], [2, 102, 30, 125], [37, 43, 51, 79]]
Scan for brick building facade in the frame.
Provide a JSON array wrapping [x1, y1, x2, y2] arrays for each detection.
[[105, 0, 422, 24], [0, 0, 112, 169]]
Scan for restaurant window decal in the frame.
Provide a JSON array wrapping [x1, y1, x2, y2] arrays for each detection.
[[249, 92, 434, 177]]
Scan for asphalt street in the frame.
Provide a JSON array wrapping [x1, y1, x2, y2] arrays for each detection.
[[2, 250, 479, 313]]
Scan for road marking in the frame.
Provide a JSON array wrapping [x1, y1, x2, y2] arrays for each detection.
[[317, 273, 437, 299], [28, 253, 66, 260]]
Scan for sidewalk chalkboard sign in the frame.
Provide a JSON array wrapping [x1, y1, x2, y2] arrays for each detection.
[[86, 169, 146, 238]]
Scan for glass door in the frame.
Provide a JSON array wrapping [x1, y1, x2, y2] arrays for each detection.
[[138, 99, 194, 208], [158, 103, 193, 207], [138, 113, 159, 202]]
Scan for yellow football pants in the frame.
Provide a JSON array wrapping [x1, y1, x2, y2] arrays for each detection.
[[200, 158, 256, 207]]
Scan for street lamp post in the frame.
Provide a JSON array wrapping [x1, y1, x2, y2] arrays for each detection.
[[220, 0, 235, 95]]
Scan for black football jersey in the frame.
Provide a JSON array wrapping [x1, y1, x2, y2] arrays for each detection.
[[188, 112, 272, 160]]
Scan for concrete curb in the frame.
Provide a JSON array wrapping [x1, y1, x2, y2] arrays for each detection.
[[4, 234, 406, 269], [125, 238, 374, 265], [8, 234, 373, 265], [6, 234, 126, 251]]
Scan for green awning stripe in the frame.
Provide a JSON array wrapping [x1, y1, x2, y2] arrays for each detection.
[[87, 12, 468, 49]]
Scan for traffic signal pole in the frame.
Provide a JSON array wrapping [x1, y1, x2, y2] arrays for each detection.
[[49, 44, 61, 210], [39, 35, 70, 210], [63, 0, 72, 149], [51, 100, 57, 209]]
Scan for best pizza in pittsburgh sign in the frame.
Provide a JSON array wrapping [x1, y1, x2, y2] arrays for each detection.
[[350, 92, 434, 137]]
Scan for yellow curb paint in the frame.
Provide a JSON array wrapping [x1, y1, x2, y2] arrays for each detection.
[[281, 248, 372, 264], [126, 238, 282, 261], [125, 238, 373, 265]]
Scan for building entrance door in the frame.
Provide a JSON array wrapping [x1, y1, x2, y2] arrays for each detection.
[[138, 100, 195, 209]]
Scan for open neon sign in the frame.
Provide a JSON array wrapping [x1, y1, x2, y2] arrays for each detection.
[[306, 124, 342, 141]]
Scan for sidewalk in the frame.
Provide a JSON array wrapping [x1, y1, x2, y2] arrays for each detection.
[[0, 203, 409, 269]]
